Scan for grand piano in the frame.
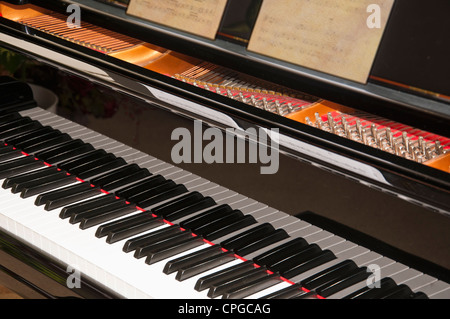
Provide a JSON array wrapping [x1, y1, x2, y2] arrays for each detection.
[[0, 0, 449, 299]]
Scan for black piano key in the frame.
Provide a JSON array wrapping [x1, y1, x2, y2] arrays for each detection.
[[208, 267, 270, 299], [0, 112, 21, 124], [4, 126, 54, 145], [0, 100, 36, 115], [411, 292, 429, 299], [101, 169, 152, 192], [163, 197, 217, 223], [192, 212, 246, 238], [21, 175, 77, 198], [0, 117, 33, 133], [64, 153, 117, 175], [89, 164, 143, 187], [261, 283, 308, 299], [220, 223, 276, 252], [57, 149, 107, 171], [0, 144, 15, 155], [268, 244, 323, 273], [234, 229, 289, 257], [79, 205, 137, 229], [134, 231, 194, 259], [22, 134, 74, 154], [0, 121, 42, 140], [379, 284, 416, 299], [194, 260, 256, 292], [129, 225, 182, 256], [11, 170, 68, 193], [114, 174, 166, 199], [0, 156, 36, 171], [35, 183, 101, 210], [77, 158, 127, 180], [343, 277, 397, 299], [59, 194, 117, 219], [300, 260, 359, 291], [105, 216, 165, 244], [0, 157, 45, 179], [96, 211, 157, 238], [314, 267, 371, 298], [179, 205, 237, 231], [222, 273, 283, 299], [69, 200, 129, 224], [164, 245, 224, 276], [35, 139, 88, 161], [126, 180, 176, 203], [44, 144, 96, 165], [151, 191, 205, 218], [36, 183, 93, 205], [144, 235, 205, 265], [253, 237, 309, 268], [135, 184, 188, 209], [14, 130, 62, 149], [2, 166, 58, 189], [0, 148, 22, 162], [202, 215, 257, 241], [45, 186, 103, 211], [176, 250, 237, 282], [281, 250, 336, 279]]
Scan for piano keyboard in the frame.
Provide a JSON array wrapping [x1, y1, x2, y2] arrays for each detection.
[[0, 85, 449, 299]]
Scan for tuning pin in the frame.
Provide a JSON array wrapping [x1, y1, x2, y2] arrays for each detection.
[[435, 140, 443, 155], [275, 100, 283, 115], [356, 120, 363, 137], [371, 124, 379, 145], [314, 112, 323, 129], [305, 117, 314, 126], [239, 92, 246, 103], [386, 127, 394, 147]]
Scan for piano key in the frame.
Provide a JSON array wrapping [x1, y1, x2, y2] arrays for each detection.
[[34, 182, 100, 208], [144, 234, 206, 265], [208, 266, 270, 298], [69, 199, 129, 224], [44, 143, 96, 165], [342, 277, 398, 299], [101, 169, 152, 192], [34, 139, 89, 161], [59, 194, 118, 219], [4, 126, 56, 145], [79, 205, 139, 230], [22, 134, 75, 154], [2, 166, 59, 189], [314, 267, 371, 298], [11, 170, 69, 194], [105, 216, 165, 244], [89, 164, 143, 187], [114, 174, 166, 199], [418, 281, 450, 299], [0, 121, 43, 140], [77, 158, 127, 180], [57, 149, 106, 169], [13, 130, 62, 150], [0, 158, 45, 179], [20, 175, 78, 198]]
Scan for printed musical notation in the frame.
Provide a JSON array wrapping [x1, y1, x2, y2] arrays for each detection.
[[248, 0, 395, 83], [127, 0, 228, 40]]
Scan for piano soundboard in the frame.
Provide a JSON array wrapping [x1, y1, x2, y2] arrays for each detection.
[[0, 79, 449, 299]]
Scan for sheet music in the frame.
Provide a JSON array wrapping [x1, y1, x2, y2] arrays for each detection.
[[127, 0, 228, 40], [248, 0, 395, 83]]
